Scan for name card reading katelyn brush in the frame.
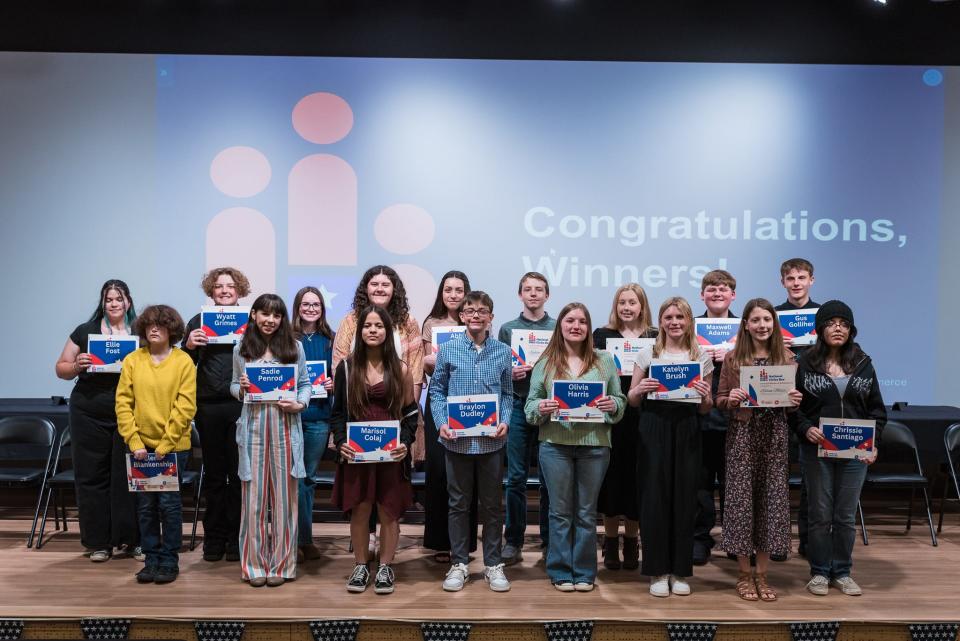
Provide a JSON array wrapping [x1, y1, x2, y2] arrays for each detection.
[[740, 364, 797, 407], [776, 308, 818, 346], [552, 380, 607, 422], [431, 325, 467, 354], [305, 360, 328, 399], [603, 337, 655, 376], [817, 418, 876, 460], [511, 329, 553, 367], [126, 453, 180, 492], [347, 420, 401, 463], [447, 394, 499, 437], [695, 318, 740, 350], [200, 305, 251, 345], [647, 361, 702, 403], [87, 334, 139, 373], [244, 364, 298, 402]]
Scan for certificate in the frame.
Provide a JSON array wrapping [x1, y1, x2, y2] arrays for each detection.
[[603, 337, 656, 376], [552, 380, 606, 422], [347, 420, 401, 463], [777, 308, 818, 346], [740, 364, 797, 407], [87, 334, 139, 373], [305, 360, 328, 399], [818, 418, 876, 460], [245, 364, 297, 402], [647, 360, 702, 403], [695, 318, 740, 350], [511, 329, 553, 367], [126, 453, 179, 492], [431, 325, 467, 353], [447, 394, 499, 437], [200, 306, 251, 345]]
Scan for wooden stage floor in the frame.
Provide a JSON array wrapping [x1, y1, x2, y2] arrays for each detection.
[[2, 519, 959, 624]]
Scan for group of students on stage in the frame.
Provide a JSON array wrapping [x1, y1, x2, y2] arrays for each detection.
[[54, 257, 886, 601]]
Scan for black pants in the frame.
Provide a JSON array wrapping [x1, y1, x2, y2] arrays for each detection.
[[196, 399, 242, 548], [422, 402, 477, 553], [70, 405, 138, 550], [693, 429, 726, 548]]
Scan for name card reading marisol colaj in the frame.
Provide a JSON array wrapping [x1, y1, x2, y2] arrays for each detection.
[[432, 325, 467, 354], [87, 334, 139, 373], [552, 380, 607, 423], [739, 364, 797, 407], [200, 306, 251, 345], [695, 318, 740, 350], [647, 360, 702, 403], [447, 394, 499, 437], [776, 308, 818, 346], [126, 453, 180, 492], [603, 337, 656, 376], [245, 364, 297, 402], [511, 329, 553, 367], [817, 417, 877, 460], [347, 421, 401, 463], [305, 360, 328, 399]]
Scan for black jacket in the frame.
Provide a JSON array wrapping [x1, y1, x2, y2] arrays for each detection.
[[182, 313, 238, 403], [330, 360, 419, 453]]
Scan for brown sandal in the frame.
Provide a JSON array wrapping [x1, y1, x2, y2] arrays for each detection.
[[755, 572, 778, 602], [736, 572, 759, 601]]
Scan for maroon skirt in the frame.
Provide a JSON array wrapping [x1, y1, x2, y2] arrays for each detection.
[[333, 461, 413, 521]]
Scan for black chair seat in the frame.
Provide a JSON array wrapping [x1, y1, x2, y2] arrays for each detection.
[[48, 470, 74, 487], [411, 471, 426, 487], [788, 474, 802, 487], [0, 469, 45, 484], [866, 473, 929, 485], [181, 470, 199, 486], [311, 470, 336, 486]]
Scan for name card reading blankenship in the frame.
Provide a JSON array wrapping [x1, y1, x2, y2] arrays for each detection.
[[348, 420, 401, 463], [740, 364, 797, 407], [201, 306, 251, 345], [604, 337, 656, 376], [126, 453, 179, 492], [511, 329, 553, 367], [647, 360, 702, 403], [777, 308, 818, 346], [552, 380, 606, 422], [87, 334, 139, 373], [305, 360, 328, 399], [818, 417, 876, 460], [245, 364, 297, 402], [447, 394, 499, 437]]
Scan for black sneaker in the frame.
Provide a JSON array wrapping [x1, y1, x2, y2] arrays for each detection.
[[224, 542, 241, 563], [374, 564, 395, 594], [203, 542, 225, 562], [136, 566, 158, 584], [154, 566, 179, 584], [770, 552, 788, 562], [692, 543, 710, 566], [347, 563, 370, 593]]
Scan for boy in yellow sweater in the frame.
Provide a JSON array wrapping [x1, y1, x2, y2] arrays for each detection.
[[116, 305, 196, 584]]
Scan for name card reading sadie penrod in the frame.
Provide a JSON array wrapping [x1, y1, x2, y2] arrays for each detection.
[[647, 360, 702, 403], [511, 329, 553, 367], [87, 334, 139, 373], [552, 380, 607, 422], [740, 364, 797, 407], [245, 364, 297, 402], [604, 337, 656, 376], [447, 394, 499, 437], [348, 420, 401, 463], [817, 417, 876, 460], [200, 305, 250, 345], [777, 308, 818, 346], [695, 318, 740, 350], [432, 325, 467, 354], [126, 453, 179, 492], [305, 360, 328, 399]]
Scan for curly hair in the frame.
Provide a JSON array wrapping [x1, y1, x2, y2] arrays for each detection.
[[350, 265, 410, 328], [134, 304, 186, 345], [200, 266, 251, 299]]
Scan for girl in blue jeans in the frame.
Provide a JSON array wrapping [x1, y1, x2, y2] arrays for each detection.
[[525, 302, 626, 592]]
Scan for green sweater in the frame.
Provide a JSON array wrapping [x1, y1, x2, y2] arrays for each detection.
[[524, 351, 626, 447]]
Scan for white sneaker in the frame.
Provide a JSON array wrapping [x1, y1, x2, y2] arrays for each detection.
[[443, 563, 470, 592], [649, 575, 670, 598], [830, 576, 862, 596], [670, 575, 691, 596], [573, 582, 594, 592], [483, 563, 511, 592], [806, 574, 829, 596]]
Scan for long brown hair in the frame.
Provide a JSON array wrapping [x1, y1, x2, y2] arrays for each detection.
[[606, 283, 653, 334], [347, 306, 406, 420], [730, 298, 792, 366], [652, 297, 700, 360], [239, 294, 299, 364], [291, 286, 334, 340], [538, 302, 600, 379]]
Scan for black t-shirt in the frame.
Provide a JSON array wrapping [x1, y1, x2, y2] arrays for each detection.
[[69, 319, 123, 417], [182, 312, 239, 403], [592, 326, 659, 393]]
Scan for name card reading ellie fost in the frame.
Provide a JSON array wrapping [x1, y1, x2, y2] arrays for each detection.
[[604, 337, 656, 376], [431, 325, 467, 354], [740, 364, 797, 407], [348, 420, 401, 463], [818, 418, 877, 460], [305, 360, 328, 399], [695, 318, 740, 349], [126, 453, 180, 492], [552, 380, 606, 422], [245, 364, 297, 402], [647, 360, 702, 403], [87, 334, 139, 373], [447, 394, 499, 437], [511, 329, 553, 367], [201, 306, 250, 345], [777, 308, 818, 346]]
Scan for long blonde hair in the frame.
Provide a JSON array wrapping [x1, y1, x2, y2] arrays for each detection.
[[606, 283, 653, 334], [730, 298, 792, 366], [539, 302, 599, 379], [652, 297, 700, 360]]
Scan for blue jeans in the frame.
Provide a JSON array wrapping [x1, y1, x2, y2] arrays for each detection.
[[297, 420, 330, 546], [136, 450, 189, 569], [802, 443, 868, 579], [538, 441, 610, 584], [504, 402, 549, 547]]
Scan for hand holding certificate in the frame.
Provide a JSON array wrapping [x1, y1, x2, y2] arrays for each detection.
[[343, 421, 403, 463], [244, 364, 298, 402], [511, 329, 552, 367], [817, 418, 876, 460], [646, 361, 703, 402], [305, 360, 328, 399], [447, 394, 500, 438], [201, 306, 251, 345], [739, 364, 798, 407], [603, 337, 655, 376], [126, 453, 179, 492], [777, 308, 818, 346], [87, 334, 139, 373], [551, 380, 608, 422]]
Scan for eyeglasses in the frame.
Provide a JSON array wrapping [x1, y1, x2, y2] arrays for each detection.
[[825, 320, 851, 330], [461, 308, 491, 318], [300, 303, 322, 310]]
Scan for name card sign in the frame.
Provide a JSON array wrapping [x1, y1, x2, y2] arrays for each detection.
[[447, 394, 499, 437], [552, 380, 606, 422], [126, 453, 179, 492], [201, 306, 250, 345], [87, 334, 139, 373], [647, 360, 702, 403], [432, 325, 467, 353], [305, 360, 328, 399], [818, 417, 876, 460], [511, 329, 553, 367], [777, 308, 818, 346], [245, 364, 297, 402], [348, 420, 401, 463], [695, 318, 740, 349], [740, 364, 797, 407], [604, 337, 656, 376]]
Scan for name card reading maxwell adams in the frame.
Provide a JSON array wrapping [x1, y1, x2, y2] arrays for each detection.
[[647, 360, 702, 403], [87, 334, 139, 373], [552, 380, 607, 422], [126, 453, 180, 492], [604, 337, 656, 376], [432, 325, 467, 354], [245, 364, 297, 402], [511, 329, 553, 367], [740, 364, 797, 407], [777, 308, 818, 346], [305, 360, 328, 399], [695, 318, 740, 350], [817, 417, 876, 460], [347, 420, 401, 463], [201, 305, 251, 345], [447, 394, 499, 438]]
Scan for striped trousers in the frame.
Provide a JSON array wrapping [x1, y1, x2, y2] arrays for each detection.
[[240, 405, 298, 581]]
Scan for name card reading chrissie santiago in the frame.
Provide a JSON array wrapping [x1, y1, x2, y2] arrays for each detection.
[[817, 417, 876, 460], [305, 360, 328, 399], [447, 394, 499, 437], [603, 337, 656, 376], [511, 329, 553, 367], [87, 334, 139, 373], [201, 306, 251, 345], [695, 318, 740, 350], [776, 308, 818, 346], [432, 325, 467, 354], [126, 453, 180, 492], [647, 360, 702, 403], [347, 420, 401, 463], [740, 364, 797, 407], [245, 364, 297, 402], [552, 380, 607, 422]]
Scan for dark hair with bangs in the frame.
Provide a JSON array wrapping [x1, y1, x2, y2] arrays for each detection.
[[239, 294, 298, 364], [134, 305, 185, 345]]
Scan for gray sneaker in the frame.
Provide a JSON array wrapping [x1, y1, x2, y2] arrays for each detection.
[[443, 563, 470, 592], [830, 576, 863, 596], [483, 563, 511, 592], [501, 544, 522, 566], [806, 575, 829, 596]]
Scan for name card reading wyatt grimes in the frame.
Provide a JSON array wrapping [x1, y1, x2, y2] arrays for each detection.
[[552, 380, 606, 422], [201, 306, 251, 345], [245, 364, 297, 402], [348, 420, 401, 463]]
